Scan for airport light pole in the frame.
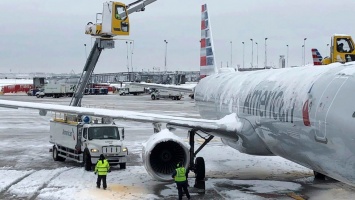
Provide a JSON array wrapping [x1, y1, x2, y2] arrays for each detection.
[[130, 41, 134, 72], [242, 42, 245, 68], [286, 44, 289, 68], [84, 44, 87, 59], [231, 42, 233, 67], [164, 40, 168, 72], [255, 42, 258, 68], [265, 38, 268, 68], [327, 43, 330, 56], [303, 38, 307, 65], [250, 39, 253, 68], [126, 41, 129, 73], [302, 45, 304, 66]]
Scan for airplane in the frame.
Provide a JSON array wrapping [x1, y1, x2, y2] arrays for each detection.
[[1, 3, 355, 188]]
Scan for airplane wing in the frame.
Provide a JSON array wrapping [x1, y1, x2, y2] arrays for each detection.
[[130, 82, 195, 93], [0, 99, 240, 140]]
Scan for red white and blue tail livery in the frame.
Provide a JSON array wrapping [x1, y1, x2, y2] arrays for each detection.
[[312, 48, 323, 65], [200, 4, 217, 79]]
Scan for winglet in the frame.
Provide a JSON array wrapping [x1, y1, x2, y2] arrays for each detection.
[[200, 4, 217, 79], [312, 48, 323, 65]]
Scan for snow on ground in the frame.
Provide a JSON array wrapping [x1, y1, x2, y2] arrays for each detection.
[[0, 143, 314, 200], [0, 169, 34, 192]]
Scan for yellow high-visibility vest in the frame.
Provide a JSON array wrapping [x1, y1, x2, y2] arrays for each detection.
[[174, 167, 187, 182]]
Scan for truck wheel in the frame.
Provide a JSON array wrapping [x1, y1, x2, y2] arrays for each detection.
[[123, 93, 126, 96], [177, 97, 181, 100], [172, 96, 176, 100], [53, 146, 59, 161], [195, 157, 205, 180], [40, 95, 44, 98], [53, 146, 65, 162], [151, 95, 156, 100], [36, 95, 40, 98], [83, 151, 92, 171], [120, 163, 126, 169]]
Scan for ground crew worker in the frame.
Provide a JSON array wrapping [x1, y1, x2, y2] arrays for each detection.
[[95, 154, 110, 190], [172, 162, 191, 200]]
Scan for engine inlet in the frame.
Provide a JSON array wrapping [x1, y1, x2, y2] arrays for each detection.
[[149, 141, 186, 175]]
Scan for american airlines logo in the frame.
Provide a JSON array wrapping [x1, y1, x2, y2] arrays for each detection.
[[62, 128, 75, 137]]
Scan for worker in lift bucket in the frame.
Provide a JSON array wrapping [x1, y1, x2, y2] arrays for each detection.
[[95, 154, 110, 190], [172, 162, 191, 200], [337, 43, 345, 53]]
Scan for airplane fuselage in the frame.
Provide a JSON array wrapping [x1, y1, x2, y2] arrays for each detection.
[[194, 63, 355, 186]]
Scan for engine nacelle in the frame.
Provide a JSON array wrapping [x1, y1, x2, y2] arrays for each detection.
[[142, 129, 190, 181]]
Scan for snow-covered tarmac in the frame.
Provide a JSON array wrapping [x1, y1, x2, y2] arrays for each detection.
[[0, 95, 354, 199]]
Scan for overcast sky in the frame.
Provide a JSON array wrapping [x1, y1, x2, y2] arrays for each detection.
[[1, 0, 355, 74]]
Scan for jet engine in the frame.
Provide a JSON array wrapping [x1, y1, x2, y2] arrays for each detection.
[[142, 129, 190, 181]]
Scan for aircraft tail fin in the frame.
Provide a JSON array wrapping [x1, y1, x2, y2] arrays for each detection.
[[200, 4, 217, 79], [312, 48, 323, 65]]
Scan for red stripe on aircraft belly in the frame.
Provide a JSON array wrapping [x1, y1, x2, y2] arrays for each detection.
[[302, 100, 311, 126]]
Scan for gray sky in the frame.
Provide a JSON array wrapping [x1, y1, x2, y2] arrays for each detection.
[[1, 0, 355, 74]]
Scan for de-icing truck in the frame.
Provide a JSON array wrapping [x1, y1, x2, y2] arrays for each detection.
[[49, 114, 128, 170]]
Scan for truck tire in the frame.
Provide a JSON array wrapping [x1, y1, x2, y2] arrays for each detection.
[[36, 95, 40, 98], [53, 146, 60, 161], [123, 92, 126, 96], [172, 96, 176, 100], [120, 163, 126, 169], [195, 157, 205, 180], [40, 95, 44, 98], [83, 151, 92, 171], [151, 95, 156, 100], [177, 97, 181, 100], [53, 146, 65, 162]]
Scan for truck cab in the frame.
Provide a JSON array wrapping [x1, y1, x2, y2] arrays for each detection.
[[80, 122, 127, 170]]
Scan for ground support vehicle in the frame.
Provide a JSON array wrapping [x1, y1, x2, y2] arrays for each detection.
[[50, 114, 128, 170], [150, 89, 182, 100], [35, 83, 75, 98], [119, 84, 145, 95], [313, 34, 355, 65]]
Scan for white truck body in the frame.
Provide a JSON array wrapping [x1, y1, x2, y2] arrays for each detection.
[[49, 117, 128, 170], [119, 84, 145, 95], [151, 89, 183, 100], [36, 83, 75, 98]]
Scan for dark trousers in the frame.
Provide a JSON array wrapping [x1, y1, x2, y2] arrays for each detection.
[[176, 181, 190, 200], [96, 175, 107, 189]]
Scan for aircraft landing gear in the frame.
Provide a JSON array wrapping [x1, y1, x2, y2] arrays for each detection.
[[188, 130, 213, 175]]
